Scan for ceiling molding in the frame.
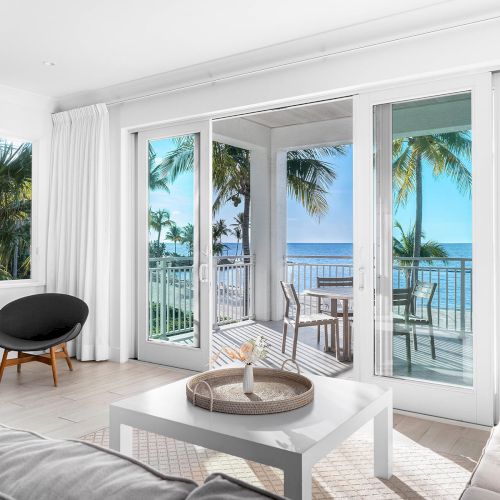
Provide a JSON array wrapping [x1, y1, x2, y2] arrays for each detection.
[[55, 4, 500, 111]]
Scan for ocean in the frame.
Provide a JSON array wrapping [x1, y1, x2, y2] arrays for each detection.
[[160, 241, 472, 315], [164, 242, 472, 261], [217, 242, 472, 262]]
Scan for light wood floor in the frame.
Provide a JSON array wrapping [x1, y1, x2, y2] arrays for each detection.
[[0, 357, 491, 461]]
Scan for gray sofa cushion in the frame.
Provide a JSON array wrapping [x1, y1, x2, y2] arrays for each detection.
[[0, 425, 197, 500], [469, 426, 500, 494], [461, 486, 500, 500], [0, 494, 16, 500], [187, 473, 288, 500]]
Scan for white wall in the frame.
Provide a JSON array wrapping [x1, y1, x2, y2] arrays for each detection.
[[0, 84, 53, 308], [55, 17, 500, 360]]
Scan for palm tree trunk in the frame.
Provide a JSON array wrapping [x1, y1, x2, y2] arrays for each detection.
[[235, 240, 240, 256], [412, 154, 423, 298], [174, 240, 177, 253]]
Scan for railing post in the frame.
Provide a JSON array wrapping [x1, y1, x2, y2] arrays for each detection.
[[460, 259, 466, 332], [160, 259, 166, 339], [249, 255, 255, 319], [212, 258, 220, 332]]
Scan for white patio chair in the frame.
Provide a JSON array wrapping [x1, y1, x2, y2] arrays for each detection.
[[280, 281, 338, 360]]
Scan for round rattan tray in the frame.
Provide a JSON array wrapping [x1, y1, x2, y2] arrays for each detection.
[[186, 360, 314, 415]]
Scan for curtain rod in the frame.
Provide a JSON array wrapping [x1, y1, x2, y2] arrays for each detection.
[[105, 14, 500, 108]]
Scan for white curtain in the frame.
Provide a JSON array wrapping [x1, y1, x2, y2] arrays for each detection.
[[47, 104, 110, 361]]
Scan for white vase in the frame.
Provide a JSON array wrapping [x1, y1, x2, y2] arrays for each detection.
[[243, 364, 254, 394]]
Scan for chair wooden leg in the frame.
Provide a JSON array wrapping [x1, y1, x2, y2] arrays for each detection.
[[405, 333, 412, 372], [412, 325, 418, 350], [0, 349, 9, 382], [292, 325, 299, 360], [330, 321, 336, 353], [317, 297, 321, 344], [429, 326, 436, 359], [323, 323, 329, 351], [50, 347, 59, 387], [282, 322, 288, 353], [17, 352, 22, 373], [334, 321, 340, 360], [62, 343, 73, 371]]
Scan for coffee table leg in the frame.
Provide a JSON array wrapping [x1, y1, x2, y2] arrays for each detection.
[[109, 411, 133, 456], [374, 405, 393, 479], [284, 462, 312, 500]]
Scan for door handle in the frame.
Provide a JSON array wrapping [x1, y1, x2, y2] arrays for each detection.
[[199, 263, 209, 283], [358, 267, 365, 290]]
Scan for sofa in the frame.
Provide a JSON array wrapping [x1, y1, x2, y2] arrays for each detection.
[[461, 425, 500, 499], [0, 424, 287, 500]]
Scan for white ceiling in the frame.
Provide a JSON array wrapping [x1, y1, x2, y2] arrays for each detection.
[[243, 99, 352, 128], [2, 0, 500, 99]]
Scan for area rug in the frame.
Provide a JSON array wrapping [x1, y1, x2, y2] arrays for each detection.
[[80, 425, 475, 499]]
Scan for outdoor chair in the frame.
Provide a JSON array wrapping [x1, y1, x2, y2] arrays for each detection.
[[393, 281, 437, 359], [280, 281, 338, 360], [0, 293, 89, 386]]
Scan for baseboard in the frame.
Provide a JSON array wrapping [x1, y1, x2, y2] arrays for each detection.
[[109, 346, 127, 363], [394, 408, 492, 431]]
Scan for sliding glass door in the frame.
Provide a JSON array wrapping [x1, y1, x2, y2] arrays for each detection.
[[354, 75, 494, 424], [137, 121, 212, 371]]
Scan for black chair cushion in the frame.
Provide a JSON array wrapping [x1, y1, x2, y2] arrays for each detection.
[[0, 293, 89, 342], [0, 325, 81, 351]]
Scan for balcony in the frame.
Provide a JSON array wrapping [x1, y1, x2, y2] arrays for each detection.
[[149, 254, 472, 384]]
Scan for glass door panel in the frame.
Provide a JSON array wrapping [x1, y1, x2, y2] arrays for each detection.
[[137, 121, 212, 371], [148, 134, 198, 346], [356, 75, 494, 424], [374, 93, 473, 386]]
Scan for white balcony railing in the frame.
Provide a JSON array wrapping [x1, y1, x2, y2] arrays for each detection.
[[149, 253, 471, 340], [149, 255, 255, 339], [285, 255, 472, 333], [214, 255, 255, 326]]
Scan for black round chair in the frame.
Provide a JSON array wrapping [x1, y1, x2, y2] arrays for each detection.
[[0, 293, 89, 386]]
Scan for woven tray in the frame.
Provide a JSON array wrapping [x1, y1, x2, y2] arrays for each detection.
[[186, 360, 314, 415]]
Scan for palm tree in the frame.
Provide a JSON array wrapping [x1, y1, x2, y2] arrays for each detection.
[[212, 219, 230, 255], [213, 219, 229, 243], [158, 138, 345, 257], [149, 143, 169, 192], [231, 213, 243, 256], [0, 140, 32, 280], [166, 224, 183, 254], [181, 224, 194, 256], [212, 240, 228, 257], [393, 131, 471, 266], [286, 147, 342, 217], [149, 208, 172, 246], [393, 221, 448, 288]]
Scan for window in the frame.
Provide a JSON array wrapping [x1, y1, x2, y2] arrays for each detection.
[[0, 137, 32, 280]]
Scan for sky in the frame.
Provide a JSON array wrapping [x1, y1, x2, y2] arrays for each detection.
[[149, 137, 472, 247], [149, 136, 195, 234]]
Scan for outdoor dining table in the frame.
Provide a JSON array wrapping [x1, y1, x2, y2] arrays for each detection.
[[303, 286, 353, 362]]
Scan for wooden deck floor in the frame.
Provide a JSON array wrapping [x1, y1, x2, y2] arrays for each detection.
[[214, 319, 473, 386]]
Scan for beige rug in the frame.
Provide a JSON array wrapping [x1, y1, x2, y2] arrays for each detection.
[[80, 424, 475, 499]]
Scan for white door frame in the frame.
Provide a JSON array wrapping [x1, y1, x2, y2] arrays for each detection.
[[137, 120, 212, 372], [353, 73, 495, 425]]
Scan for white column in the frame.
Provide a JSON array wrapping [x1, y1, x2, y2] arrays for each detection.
[[250, 147, 272, 321], [270, 149, 288, 321]]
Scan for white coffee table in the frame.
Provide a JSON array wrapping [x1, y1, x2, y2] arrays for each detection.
[[110, 374, 392, 500]]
